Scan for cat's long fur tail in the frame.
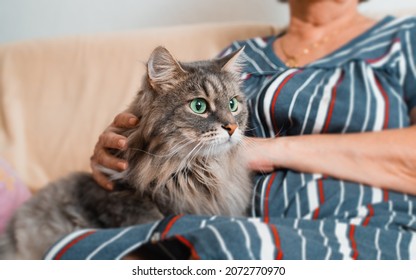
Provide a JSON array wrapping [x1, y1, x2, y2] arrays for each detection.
[[0, 233, 16, 260]]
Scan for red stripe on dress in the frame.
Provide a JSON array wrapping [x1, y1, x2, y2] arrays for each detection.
[[269, 224, 284, 260], [383, 190, 389, 202], [322, 71, 344, 133], [313, 208, 320, 220], [264, 173, 277, 224], [366, 38, 400, 64], [375, 77, 390, 129], [54, 230, 96, 260], [161, 215, 183, 239], [349, 225, 359, 260], [313, 179, 325, 219], [362, 204, 375, 227], [175, 235, 200, 260], [270, 71, 300, 135]]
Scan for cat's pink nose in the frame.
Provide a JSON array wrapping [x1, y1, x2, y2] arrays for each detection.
[[222, 124, 237, 136]]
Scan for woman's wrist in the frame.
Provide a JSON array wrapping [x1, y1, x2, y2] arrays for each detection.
[[243, 136, 288, 172], [269, 136, 290, 169]]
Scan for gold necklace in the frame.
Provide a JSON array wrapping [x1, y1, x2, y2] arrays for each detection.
[[279, 31, 337, 68], [279, 17, 359, 68]]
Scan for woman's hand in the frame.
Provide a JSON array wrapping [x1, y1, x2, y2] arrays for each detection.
[[90, 112, 138, 190], [242, 137, 279, 173], [243, 128, 416, 195]]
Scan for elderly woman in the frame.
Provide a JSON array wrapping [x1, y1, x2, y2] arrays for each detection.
[[54, 0, 416, 259]]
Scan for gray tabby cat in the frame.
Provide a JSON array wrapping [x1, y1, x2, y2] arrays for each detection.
[[0, 46, 251, 259]]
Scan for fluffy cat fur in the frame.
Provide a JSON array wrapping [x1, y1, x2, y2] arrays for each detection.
[[0, 46, 251, 259]]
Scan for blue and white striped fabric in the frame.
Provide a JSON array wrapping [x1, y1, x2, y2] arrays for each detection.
[[45, 15, 416, 260]]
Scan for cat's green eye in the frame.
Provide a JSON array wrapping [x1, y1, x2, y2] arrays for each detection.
[[190, 98, 208, 114], [229, 97, 239, 112]]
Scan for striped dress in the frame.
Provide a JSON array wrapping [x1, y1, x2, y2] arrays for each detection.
[[45, 15, 416, 260]]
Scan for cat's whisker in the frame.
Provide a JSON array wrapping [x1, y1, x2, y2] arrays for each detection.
[[208, 144, 217, 160], [169, 138, 193, 152], [205, 144, 215, 161], [162, 139, 194, 160], [240, 138, 265, 158], [242, 126, 259, 133], [188, 142, 205, 167], [127, 138, 191, 159], [273, 126, 285, 138], [154, 140, 198, 176], [126, 147, 160, 157], [177, 141, 203, 171], [171, 143, 202, 189], [184, 143, 201, 163]]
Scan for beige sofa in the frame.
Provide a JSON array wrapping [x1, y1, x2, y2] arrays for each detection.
[[0, 22, 279, 192], [1, 7, 413, 193]]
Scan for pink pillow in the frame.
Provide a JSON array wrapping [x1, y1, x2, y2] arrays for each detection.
[[0, 158, 31, 234]]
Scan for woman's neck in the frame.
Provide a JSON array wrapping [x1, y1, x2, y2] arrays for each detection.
[[287, 0, 361, 41], [274, 0, 376, 67]]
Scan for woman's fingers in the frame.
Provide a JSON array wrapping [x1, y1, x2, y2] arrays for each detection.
[[99, 131, 127, 150], [90, 147, 127, 190], [113, 112, 139, 128], [93, 147, 127, 171], [90, 111, 139, 189], [91, 162, 114, 190]]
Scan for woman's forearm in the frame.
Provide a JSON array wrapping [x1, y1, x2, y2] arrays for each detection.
[[271, 126, 416, 195]]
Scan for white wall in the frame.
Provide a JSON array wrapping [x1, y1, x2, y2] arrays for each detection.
[[0, 0, 415, 44]]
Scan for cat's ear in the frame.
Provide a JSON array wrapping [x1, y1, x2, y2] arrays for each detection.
[[147, 46, 187, 91], [217, 46, 245, 74]]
